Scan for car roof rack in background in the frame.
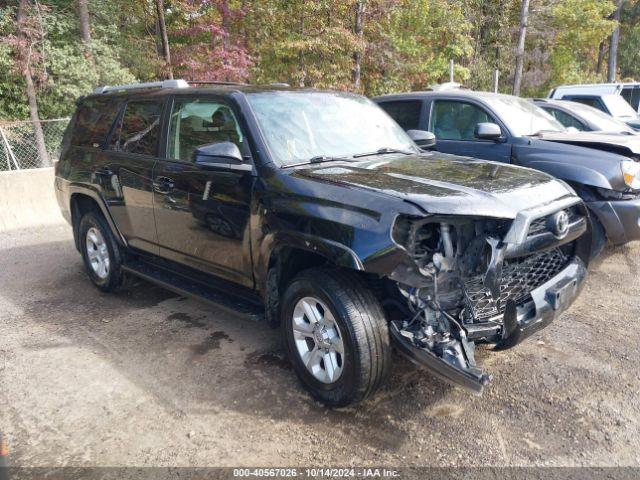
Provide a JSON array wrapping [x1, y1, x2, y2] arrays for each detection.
[[93, 79, 189, 94], [427, 82, 464, 91]]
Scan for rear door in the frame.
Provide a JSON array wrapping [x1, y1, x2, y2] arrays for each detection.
[[428, 99, 512, 163], [377, 99, 425, 131], [152, 95, 255, 287], [100, 98, 165, 254]]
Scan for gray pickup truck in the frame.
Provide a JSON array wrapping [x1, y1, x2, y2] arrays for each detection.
[[375, 89, 640, 257]]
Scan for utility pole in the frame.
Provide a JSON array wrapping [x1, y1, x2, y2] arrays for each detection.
[[512, 0, 530, 96]]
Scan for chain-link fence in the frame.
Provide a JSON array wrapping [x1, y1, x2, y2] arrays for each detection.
[[0, 118, 69, 171]]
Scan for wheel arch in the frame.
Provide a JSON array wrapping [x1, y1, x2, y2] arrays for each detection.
[[69, 187, 126, 251], [259, 233, 365, 327]]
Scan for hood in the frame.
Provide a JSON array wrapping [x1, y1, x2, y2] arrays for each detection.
[[293, 153, 574, 219], [537, 131, 640, 157]]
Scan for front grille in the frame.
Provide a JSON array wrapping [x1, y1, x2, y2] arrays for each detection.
[[527, 206, 582, 236], [463, 248, 570, 322]]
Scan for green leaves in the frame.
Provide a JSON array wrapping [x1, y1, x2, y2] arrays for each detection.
[[0, 0, 637, 121]]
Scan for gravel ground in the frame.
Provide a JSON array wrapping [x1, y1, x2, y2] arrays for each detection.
[[1, 224, 639, 468]]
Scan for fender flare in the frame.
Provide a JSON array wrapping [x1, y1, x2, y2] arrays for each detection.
[[68, 183, 128, 248], [256, 231, 364, 289]]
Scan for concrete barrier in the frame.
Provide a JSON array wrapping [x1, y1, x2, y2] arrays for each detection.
[[0, 167, 64, 231]]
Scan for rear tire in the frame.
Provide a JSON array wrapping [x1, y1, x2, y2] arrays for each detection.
[[78, 211, 126, 292], [281, 268, 391, 407]]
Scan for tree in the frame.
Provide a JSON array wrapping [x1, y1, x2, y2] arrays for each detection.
[[608, 0, 624, 82], [155, 0, 173, 79], [352, 0, 365, 90], [76, 0, 93, 66], [16, 0, 49, 166], [512, 0, 530, 96]]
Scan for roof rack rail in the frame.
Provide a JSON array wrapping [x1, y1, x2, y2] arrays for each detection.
[[93, 79, 189, 94], [188, 80, 247, 86]]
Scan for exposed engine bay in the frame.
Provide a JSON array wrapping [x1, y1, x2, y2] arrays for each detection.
[[383, 205, 588, 392]]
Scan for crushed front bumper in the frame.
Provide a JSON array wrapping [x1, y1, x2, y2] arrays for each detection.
[[588, 197, 640, 245], [391, 256, 587, 392]]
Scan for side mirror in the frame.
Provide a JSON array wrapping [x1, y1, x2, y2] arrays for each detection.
[[474, 122, 502, 141], [407, 129, 436, 149], [193, 141, 243, 168]]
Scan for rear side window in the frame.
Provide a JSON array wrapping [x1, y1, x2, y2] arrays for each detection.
[[563, 96, 606, 113], [110, 101, 163, 156], [545, 108, 587, 131], [622, 86, 640, 111], [379, 101, 422, 130], [70, 99, 119, 148]]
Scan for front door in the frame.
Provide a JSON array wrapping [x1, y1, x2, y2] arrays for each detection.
[[152, 96, 255, 287], [430, 99, 512, 163]]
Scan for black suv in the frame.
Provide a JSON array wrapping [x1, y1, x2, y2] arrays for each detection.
[[56, 80, 590, 406]]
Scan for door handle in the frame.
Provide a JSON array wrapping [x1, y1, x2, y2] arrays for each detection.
[[153, 176, 175, 194]]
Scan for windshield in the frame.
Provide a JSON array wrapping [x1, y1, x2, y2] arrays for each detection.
[[602, 95, 639, 118], [482, 95, 565, 136], [246, 91, 416, 166], [564, 101, 635, 133]]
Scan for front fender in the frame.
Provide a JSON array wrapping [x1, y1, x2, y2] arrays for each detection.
[[256, 230, 364, 285], [521, 160, 614, 190]]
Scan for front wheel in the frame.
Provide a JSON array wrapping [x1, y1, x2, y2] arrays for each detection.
[[281, 268, 391, 407]]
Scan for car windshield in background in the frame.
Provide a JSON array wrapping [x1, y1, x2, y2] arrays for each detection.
[[602, 95, 640, 119], [565, 101, 636, 133], [483, 95, 565, 136], [247, 91, 417, 166]]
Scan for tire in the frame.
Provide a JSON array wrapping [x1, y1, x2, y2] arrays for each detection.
[[281, 268, 391, 407], [78, 211, 126, 292]]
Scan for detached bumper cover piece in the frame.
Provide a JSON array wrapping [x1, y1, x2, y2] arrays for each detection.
[[588, 197, 640, 245]]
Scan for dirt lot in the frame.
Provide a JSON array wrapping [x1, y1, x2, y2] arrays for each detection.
[[1, 224, 639, 468]]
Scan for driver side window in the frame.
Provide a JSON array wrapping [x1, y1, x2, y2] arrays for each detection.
[[431, 100, 496, 141], [167, 98, 246, 162]]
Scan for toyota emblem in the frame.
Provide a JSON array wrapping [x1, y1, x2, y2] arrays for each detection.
[[548, 210, 570, 239]]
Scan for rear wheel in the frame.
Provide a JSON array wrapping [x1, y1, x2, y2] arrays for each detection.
[[79, 211, 126, 292], [282, 268, 391, 407]]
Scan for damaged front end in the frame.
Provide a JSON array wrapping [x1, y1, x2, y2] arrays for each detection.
[[384, 198, 590, 392]]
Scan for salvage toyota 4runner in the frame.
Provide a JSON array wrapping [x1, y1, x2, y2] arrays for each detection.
[[55, 80, 591, 406]]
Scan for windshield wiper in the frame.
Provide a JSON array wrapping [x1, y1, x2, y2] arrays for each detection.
[[282, 155, 351, 168], [352, 147, 414, 158]]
